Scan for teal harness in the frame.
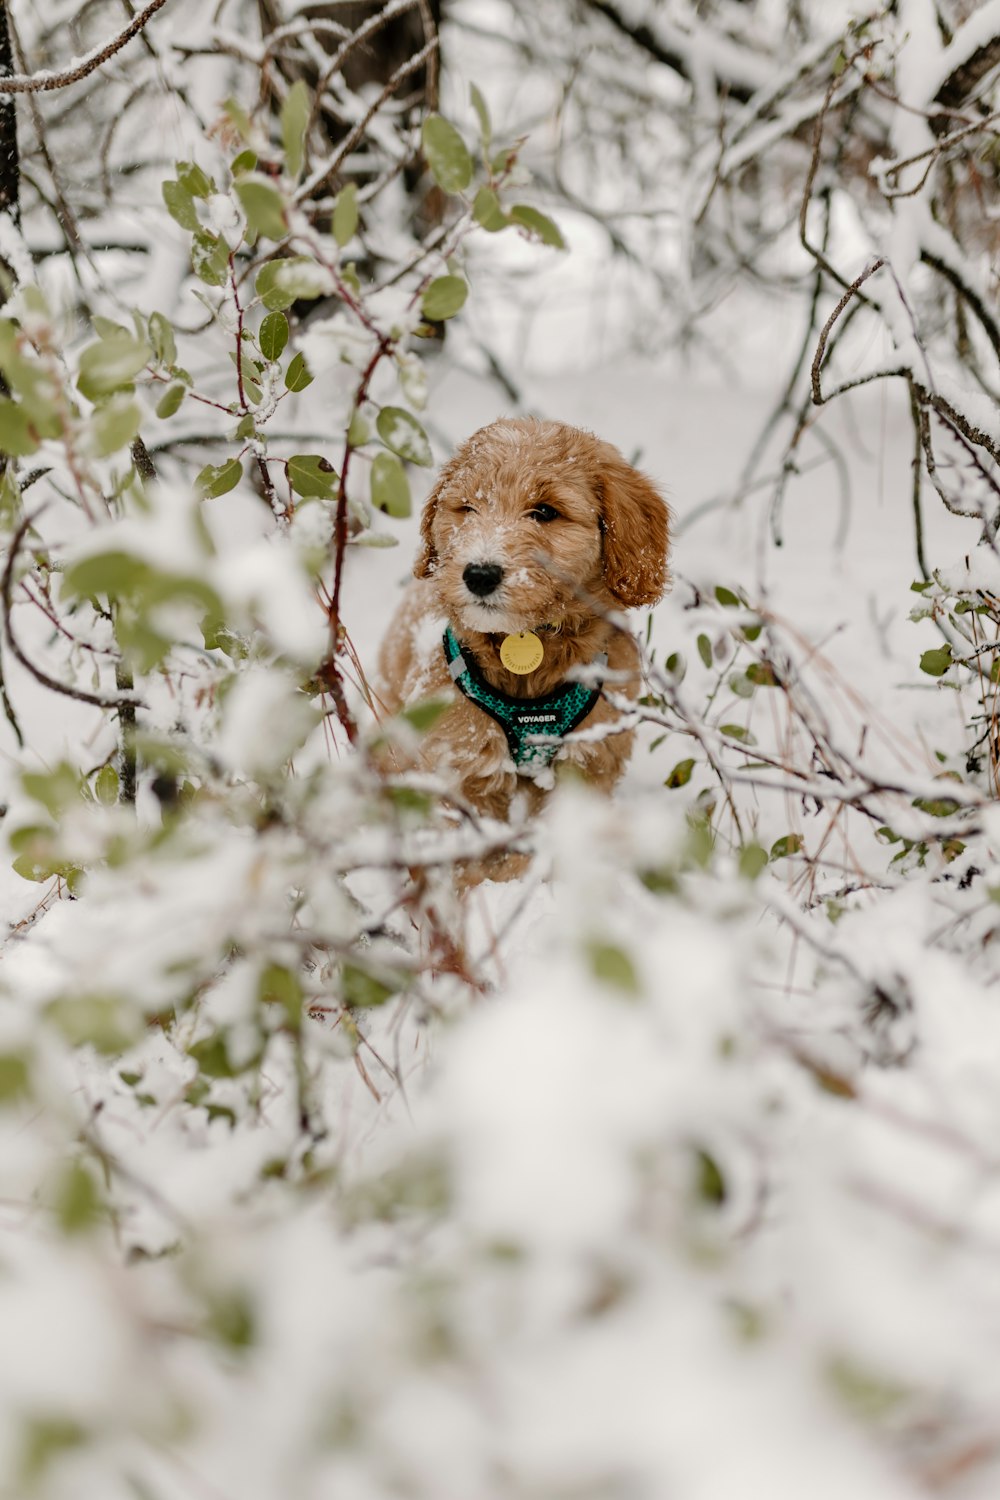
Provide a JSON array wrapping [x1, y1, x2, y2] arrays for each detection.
[[443, 625, 606, 774]]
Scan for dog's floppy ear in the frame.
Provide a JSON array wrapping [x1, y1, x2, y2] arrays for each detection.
[[414, 447, 467, 578], [413, 479, 441, 578], [596, 444, 671, 607]]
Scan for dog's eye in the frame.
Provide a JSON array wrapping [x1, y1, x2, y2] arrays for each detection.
[[456, 503, 477, 515], [530, 503, 560, 523]]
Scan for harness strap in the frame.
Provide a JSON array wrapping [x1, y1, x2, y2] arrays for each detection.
[[443, 626, 605, 773]]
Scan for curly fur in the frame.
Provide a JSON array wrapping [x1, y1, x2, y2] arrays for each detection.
[[376, 417, 671, 872]]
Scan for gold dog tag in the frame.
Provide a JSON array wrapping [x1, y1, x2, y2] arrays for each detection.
[[500, 631, 544, 675]]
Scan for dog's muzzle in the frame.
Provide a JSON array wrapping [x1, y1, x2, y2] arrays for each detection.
[[463, 561, 504, 597]]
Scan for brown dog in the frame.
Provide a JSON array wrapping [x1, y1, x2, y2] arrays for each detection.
[[376, 417, 670, 861]]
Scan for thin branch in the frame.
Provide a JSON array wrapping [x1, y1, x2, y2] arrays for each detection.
[[910, 387, 930, 582], [1, 510, 142, 712], [296, 36, 438, 203], [810, 258, 885, 405], [0, 0, 170, 95]]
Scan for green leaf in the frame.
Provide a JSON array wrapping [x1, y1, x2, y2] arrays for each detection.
[[22, 763, 83, 816], [0, 398, 39, 456], [258, 311, 289, 361], [376, 406, 432, 466], [509, 203, 565, 248], [386, 785, 431, 814], [715, 585, 742, 607], [148, 311, 177, 367], [685, 814, 714, 867], [827, 1356, 908, 1421], [588, 940, 640, 996], [694, 1147, 727, 1206], [196, 458, 243, 499], [206, 1290, 256, 1349], [696, 633, 712, 668], [401, 697, 450, 733], [77, 336, 151, 400], [281, 79, 310, 180], [188, 1034, 233, 1078], [284, 351, 313, 391], [332, 182, 359, 247], [370, 452, 410, 517], [342, 963, 396, 1008], [176, 159, 213, 197], [347, 408, 372, 446], [231, 149, 258, 176], [63, 551, 147, 601], [470, 82, 492, 146], [55, 1159, 101, 1234], [0, 465, 18, 526], [0, 322, 57, 425], [0, 1052, 29, 1103], [258, 964, 302, 1028], [162, 179, 198, 231], [92, 316, 130, 340], [94, 766, 119, 806], [920, 646, 953, 676], [746, 661, 779, 687], [156, 382, 186, 419], [287, 453, 337, 499], [12, 851, 55, 883], [665, 757, 695, 788], [739, 843, 768, 880], [719, 723, 756, 744], [191, 232, 230, 287], [46, 994, 136, 1052], [729, 673, 755, 699], [472, 185, 507, 232], [421, 114, 473, 193], [222, 97, 253, 141], [490, 145, 519, 174], [912, 795, 961, 817], [421, 275, 468, 321], [90, 395, 142, 457], [256, 257, 328, 311], [235, 177, 288, 242], [770, 833, 804, 860], [21, 1418, 87, 1484]]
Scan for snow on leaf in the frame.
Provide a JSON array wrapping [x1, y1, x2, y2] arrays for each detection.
[[375, 406, 432, 466]]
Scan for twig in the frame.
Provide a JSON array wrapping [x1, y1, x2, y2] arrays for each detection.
[[296, 37, 438, 202], [1, 510, 142, 712], [810, 257, 885, 405], [0, 0, 171, 95]]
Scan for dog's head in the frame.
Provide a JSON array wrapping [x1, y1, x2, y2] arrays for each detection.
[[414, 417, 670, 633]]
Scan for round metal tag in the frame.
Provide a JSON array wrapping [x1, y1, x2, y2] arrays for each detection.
[[500, 631, 545, 675]]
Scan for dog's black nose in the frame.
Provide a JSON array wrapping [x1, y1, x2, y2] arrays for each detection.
[[463, 562, 504, 597]]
